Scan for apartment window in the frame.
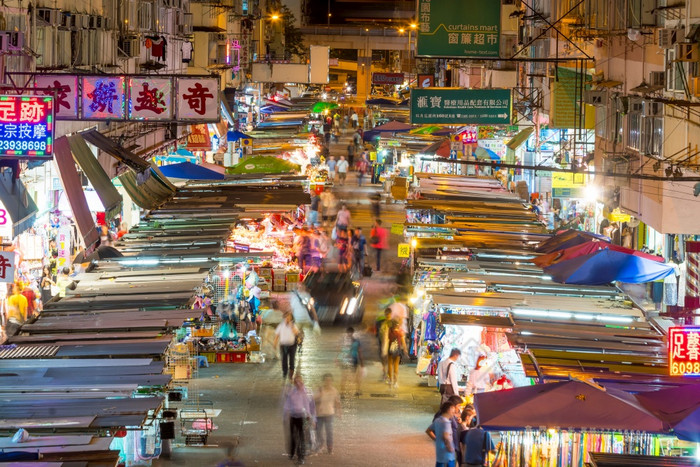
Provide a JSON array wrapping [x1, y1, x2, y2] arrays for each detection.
[[138, 1, 153, 31], [628, 112, 642, 151], [666, 48, 688, 92], [642, 117, 663, 156], [612, 109, 623, 143], [596, 106, 607, 139], [628, 0, 656, 28]]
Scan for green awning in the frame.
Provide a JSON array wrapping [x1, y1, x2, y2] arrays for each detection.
[[118, 164, 176, 210], [67, 134, 122, 222], [506, 127, 535, 150]]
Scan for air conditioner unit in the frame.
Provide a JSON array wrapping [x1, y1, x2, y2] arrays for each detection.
[[649, 71, 665, 87], [60, 12, 70, 29], [657, 28, 678, 49], [629, 97, 644, 113], [81, 14, 90, 29], [118, 36, 139, 58], [643, 100, 663, 117], [583, 90, 606, 105], [674, 42, 699, 62], [37, 8, 60, 27]]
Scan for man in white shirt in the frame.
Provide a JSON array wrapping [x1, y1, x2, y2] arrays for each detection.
[[437, 348, 462, 403], [336, 156, 349, 185]]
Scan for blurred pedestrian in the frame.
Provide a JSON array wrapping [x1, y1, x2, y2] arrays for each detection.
[[335, 204, 351, 232], [284, 373, 315, 464], [370, 193, 381, 220], [351, 227, 366, 279], [327, 156, 336, 182], [5, 282, 28, 337], [461, 417, 495, 467], [307, 193, 320, 227], [438, 348, 462, 404], [314, 373, 341, 454], [39, 266, 54, 309], [352, 130, 362, 158], [335, 228, 351, 273], [336, 156, 349, 185], [369, 219, 388, 272], [274, 313, 300, 381], [56, 266, 73, 297], [346, 142, 355, 168], [323, 117, 332, 146], [350, 110, 358, 129], [320, 190, 337, 225], [426, 396, 464, 463], [356, 153, 369, 187], [386, 319, 406, 389], [21, 282, 38, 320], [426, 402, 457, 467], [377, 308, 391, 381], [338, 326, 364, 396]]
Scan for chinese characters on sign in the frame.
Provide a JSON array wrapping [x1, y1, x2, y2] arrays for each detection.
[[0, 96, 54, 158], [33, 75, 220, 122], [177, 78, 219, 121], [410, 88, 511, 125], [397, 243, 411, 258], [0, 251, 16, 283], [82, 76, 125, 120], [372, 73, 405, 85], [669, 327, 700, 376], [186, 124, 212, 151], [36, 75, 79, 119], [129, 77, 173, 120], [417, 0, 501, 58]]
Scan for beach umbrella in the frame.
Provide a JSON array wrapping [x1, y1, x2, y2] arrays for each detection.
[[544, 248, 674, 285], [533, 240, 664, 268], [536, 229, 610, 253], [635, 385, 700, 442], [474, 381, 664, 432], [310, 101, 339, 113], [421, 139, 451, 158], [227, 156, 300, 175]]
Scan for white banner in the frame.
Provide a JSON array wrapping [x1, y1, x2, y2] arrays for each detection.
[[176, 78, 219, 121], [0, 251, 16, 283]]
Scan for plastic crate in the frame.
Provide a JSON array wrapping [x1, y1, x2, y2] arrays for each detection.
[[200, 352, 216, 363]]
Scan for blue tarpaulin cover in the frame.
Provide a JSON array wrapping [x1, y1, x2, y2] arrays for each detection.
[[226, 130, 252, 142], [158, 162, 225, 180], [544, 248, 674, 285]]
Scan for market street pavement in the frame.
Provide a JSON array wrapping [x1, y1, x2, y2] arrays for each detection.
[[154, 155, 438, 466]]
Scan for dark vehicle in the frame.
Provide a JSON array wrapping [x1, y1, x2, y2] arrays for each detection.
[[298, 271, 364, 325]]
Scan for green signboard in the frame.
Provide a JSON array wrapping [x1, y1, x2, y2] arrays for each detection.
[[410, 88, 511, 125], [417, 0, 501, 58]]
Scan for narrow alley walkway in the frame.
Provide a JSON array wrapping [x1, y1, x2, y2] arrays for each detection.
[[155, 148, 437, 466]]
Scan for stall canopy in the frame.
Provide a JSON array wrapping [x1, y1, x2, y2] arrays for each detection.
[[474, 380, 664, 432], [53, 136, 100, 250], [474, 146, 501, 161], [635, 385, 700, 442], [0, 171, 38, 238], [227, 156, 300, 175], [118, 164, 177, 210], [545, 249, 674, 285], [506, 127, 535, 150], [536, 229, 610, 253], [80, 129, 151, 173], [67, 134, 122, 221], [158, 162, 225, 181], [226, 130, 252, 142], [534, 241, 664, 268], [373, 120, 412, 132], [421, 139, 451, 158]]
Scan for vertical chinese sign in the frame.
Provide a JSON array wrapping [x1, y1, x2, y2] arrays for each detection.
[[187, 124, 211, 151], [0, 251, 16, 283], [0, 96, 54, 158], [177, 78, 219, 121], [417, 0, 501, 58], [128, 77, 173, 120], [82, 76, 126, 120], [669, 326, 700, 376], [36, 75, 79, 119]]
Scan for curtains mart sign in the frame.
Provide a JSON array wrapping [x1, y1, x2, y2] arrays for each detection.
[[410, 88, 511, 125], [417, 0, 501, 58], [33, 74, 220, 122]]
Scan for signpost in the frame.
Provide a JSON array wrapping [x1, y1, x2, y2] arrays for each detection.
[[669, 326, 700, 376], [410, 88, 511, 125], [0, 95, 54, 158], [417, 0, 501, 58]]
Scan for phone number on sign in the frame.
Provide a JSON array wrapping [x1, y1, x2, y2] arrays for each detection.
[[0, 140, 47, 151], [671, 361, 700, 375]]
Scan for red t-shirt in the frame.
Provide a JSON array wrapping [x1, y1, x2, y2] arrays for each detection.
[[22, 288, 36, 317]]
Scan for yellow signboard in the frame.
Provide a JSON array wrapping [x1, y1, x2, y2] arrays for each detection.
[[398, 243, 411, 258], [551, 172, 586, 188], [391, 223, 404, 235]]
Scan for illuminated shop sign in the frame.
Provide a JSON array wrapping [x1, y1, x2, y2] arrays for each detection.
[[669, 326, 700, 376], [0, 95, 54, 158]]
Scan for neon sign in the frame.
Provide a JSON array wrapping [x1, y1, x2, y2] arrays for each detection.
[[669, 326, 700, 376], [0, 95, 53, 158]]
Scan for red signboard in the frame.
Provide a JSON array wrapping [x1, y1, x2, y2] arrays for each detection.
[[417, 74, 435, 88], [187, 124, 211, 150], [669, 326, 700, 376], [0, 95, 54, 158], [372, 72, 405, 85]]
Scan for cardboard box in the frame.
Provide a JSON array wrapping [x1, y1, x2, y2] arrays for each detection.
[[286, 272, 300, 283]]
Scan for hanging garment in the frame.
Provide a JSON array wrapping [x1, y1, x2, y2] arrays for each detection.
[[182, 41, 193, 62]]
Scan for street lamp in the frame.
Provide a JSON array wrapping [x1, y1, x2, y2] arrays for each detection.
[[258, 13, 281, 61]]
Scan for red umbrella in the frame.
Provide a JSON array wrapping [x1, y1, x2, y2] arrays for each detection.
[[422, 139, 451, 158], [373, 120, 412, 132], [533, 240, 664, 268]]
